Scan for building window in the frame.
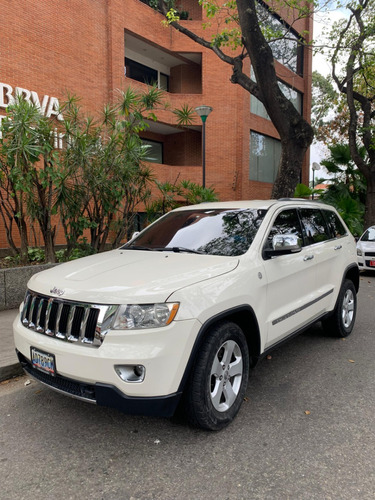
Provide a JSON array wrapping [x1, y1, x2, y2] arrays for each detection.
[[256, 1, 304, 75], [125, 58, 169, 91], [251, 80, 302, 119], [249, 132, 281, 183], [141, 139, 163, 163]]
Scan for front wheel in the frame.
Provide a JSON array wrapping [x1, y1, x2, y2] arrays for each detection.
[[183, 321, 250, 431], [322, 279, 357, 337]]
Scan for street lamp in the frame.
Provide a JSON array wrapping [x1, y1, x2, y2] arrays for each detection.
[[312, 162, 321, 200], [195, 105, 213, 188]]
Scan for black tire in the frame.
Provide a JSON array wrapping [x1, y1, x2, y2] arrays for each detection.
[[322, 279, 357, 337], [183, 321, 250, 431]]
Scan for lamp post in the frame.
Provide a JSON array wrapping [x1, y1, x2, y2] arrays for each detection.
[[312, 162, 321, 200], [195, 105, 213, 188]]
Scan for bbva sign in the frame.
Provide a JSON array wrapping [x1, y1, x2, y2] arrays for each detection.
[[0, 82, 63, 120]]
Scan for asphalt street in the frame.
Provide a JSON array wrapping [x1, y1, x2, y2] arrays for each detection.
[[0, 273, 374, 500]]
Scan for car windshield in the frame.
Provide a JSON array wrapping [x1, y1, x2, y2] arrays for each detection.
[[361, 227, 375, 242], [122, 208, 268, 256]]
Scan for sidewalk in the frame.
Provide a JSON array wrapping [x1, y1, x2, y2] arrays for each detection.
[[0, 309, 24, 382]]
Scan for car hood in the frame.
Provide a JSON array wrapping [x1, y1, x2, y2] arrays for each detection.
[[27, 249, 239, 304], [357, 240, 375, 253]]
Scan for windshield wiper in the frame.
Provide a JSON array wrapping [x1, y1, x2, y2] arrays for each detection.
[[156, 246, 205, 254], [122, 245, 205, 254], [122, 245, 153, 251]]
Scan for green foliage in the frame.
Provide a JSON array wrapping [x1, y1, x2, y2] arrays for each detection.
[[321, 184, 364, 236], [0, 95, 59, 263], [293, 183, 323, 199], [145, 178, 219, 223], [172, 104, 196, 126], [0, 86, 219, 263], [320, 143, 367, 202], [27, 247, 46, 262]]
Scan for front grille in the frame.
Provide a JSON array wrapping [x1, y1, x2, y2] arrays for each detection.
[[18, 351, 96, 402], [21, 290, 118, 347], [364, 252, 375, 257]]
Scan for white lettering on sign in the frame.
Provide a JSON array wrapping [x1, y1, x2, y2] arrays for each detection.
[[0, 82, 63, 121]]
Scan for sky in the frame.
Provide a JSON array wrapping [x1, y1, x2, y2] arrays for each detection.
[[309, 7, 348, 182]]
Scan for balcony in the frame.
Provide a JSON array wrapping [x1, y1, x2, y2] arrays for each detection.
[[125, 32, 202, 94], [140, 120, 201, 168]]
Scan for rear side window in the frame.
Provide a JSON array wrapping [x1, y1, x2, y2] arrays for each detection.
[[299, 209, 331, 245], [323, 210, 347, 238]]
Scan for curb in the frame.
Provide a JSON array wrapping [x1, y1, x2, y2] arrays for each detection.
[[0, 362, 24, 383]]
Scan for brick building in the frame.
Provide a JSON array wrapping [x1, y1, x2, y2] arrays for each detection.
[[0, 0, 312, 251]]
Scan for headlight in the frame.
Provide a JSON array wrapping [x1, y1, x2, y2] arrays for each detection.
[[112, 303, 179, 330], [357, 248, 362, 256]]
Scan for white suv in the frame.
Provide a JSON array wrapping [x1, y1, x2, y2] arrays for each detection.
[[14, 200, 359, 430]]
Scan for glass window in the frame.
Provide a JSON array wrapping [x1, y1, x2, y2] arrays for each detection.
[[125, 58, 170, 91], [255, 1, 303, 75], [279, 82, 302, 113], [250, 71, 302, 119], [265, 209, 303, 250], [360, 227, 375, 242], [123, 208, 268, 256], [141, 139, 163, 163], [250, 132, 281, 183], [299, 209, 331, 245], [125, 58, 158, 86], [160, 73, 169, 92], [323, 210, 347, 238]]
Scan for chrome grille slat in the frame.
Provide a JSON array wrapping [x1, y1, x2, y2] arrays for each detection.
[[29, 296, 38, 329], [21, 290, 115, 348], [66, 305, 77, 341], [35, 299, 45, 332], [55, 302, 65, 339], [45, 298, 54, 336], [79, 307, 91, 342]]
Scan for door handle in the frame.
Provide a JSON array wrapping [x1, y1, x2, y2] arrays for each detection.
[[334, 245, 342, 250], [303, 254, 314, 261]]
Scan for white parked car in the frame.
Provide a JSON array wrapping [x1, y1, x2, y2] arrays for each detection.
[[357, 225, 375, 272], [14, 200, 359, 430]]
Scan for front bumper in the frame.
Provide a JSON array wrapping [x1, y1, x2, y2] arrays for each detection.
[[17, 351, 181, 417], [357, 256, 375, 271], [13, 314, 201, 415]]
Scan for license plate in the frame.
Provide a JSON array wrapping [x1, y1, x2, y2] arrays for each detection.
[[370, 260, 375, 267], [31, 348, 56, 376]]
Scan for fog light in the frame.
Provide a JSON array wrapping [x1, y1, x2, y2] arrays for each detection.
[[115, 365, 145, 383]]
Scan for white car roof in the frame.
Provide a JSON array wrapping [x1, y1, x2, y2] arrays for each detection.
[[173, 199, 335, 212]]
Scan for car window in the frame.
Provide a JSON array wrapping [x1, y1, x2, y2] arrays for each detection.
[[299, 208, 331, 245], [265, 209, 303, 250], [360, 227, 375, 242], [323, 210, 347, 238], [123, 208, 268, 256]]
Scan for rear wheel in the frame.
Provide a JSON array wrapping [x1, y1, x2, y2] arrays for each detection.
[[183, 321, 250, 431], [322, 279, 357, 337]]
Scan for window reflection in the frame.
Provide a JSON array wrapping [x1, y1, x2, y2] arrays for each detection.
[[255, 1, 303, 75], [124, 209, 268, 256], [299, 209, 331, 244]]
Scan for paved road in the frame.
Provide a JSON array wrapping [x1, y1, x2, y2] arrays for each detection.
[[1, 274, 374, 500]]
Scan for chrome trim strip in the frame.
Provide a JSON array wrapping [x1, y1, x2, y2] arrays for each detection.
[[272, 289, 334, 326]]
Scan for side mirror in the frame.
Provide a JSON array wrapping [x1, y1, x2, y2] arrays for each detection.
[[264, 233, 302, 258]]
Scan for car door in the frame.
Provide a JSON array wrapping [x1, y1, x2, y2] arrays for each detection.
[[262, 208, 318, 348]]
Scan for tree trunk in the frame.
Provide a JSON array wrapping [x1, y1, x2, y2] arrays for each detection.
[[272, 140, 307, 198], [164, 0, 314, 197], [364, 170, 375, 229]]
